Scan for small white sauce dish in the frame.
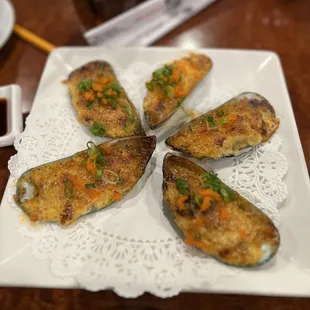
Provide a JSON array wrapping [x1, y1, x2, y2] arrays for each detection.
[[0, 84, 23, 147]]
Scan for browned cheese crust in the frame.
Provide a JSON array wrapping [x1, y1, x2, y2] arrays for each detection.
[[15, 136, 156, 226], [68, 61, 145, 138], [162, 153, 280, 267], [166, 93, 280, 159], [143, 53, 212, 129]]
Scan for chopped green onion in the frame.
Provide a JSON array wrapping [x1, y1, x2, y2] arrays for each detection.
[[85, 183, 96, 189], [200, 171, 222, 192], [109, 83, 121, 94], [176, 178, 189, 195], [108, 99, 117, 109], [146, 82, 154, 91], [86, 101, 95, 109], [200, 172, 235, 201], [96, 168, 103, 179], [80, 157, 87, 166], [77, 79, 92, 92], [177, 96, 185, 106], [91, 122, 106, 136], [206, 115, 216, 127], [124, 104, 134, 123], [194, 232, 202, 241], [194, 194, 202, 206], [103, 86, 119, 99], [64, 179, 74, 199], [219, 187, 235, 201], [218, 117, 228, 124], [217, 110, 225, 117], [116, 176, 124, 185], [95, 153, 106, 166], [87, 141, 99, 156], [162, 64, 173, 77]]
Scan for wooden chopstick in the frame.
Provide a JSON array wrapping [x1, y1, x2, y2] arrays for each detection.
[[13, 24, 56, 53]]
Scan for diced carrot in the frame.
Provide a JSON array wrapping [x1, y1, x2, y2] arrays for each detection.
[[92, 83, 103, 92], [177, 196, 188, 209], [86, 154, 97, 175], [184, 233, 204, 248], [99, 76, 109, 84], [97, 92, 103, 98], [200, 196, 211, 211], [105, 89, 117, 96], [196, 126, 206, 133], [228, 114, 237, 122], [171, 69, 180, 83], [219, 207, 230, 219], [199, 189, 221, 201], [30, 214, 38, 222], [102, 99, 108, 105], [70, 175, 101, 200], [194, 72, 201, 80], [240, 229, 247, 240], [174, 85, 186, 98], [106, 184, 116, 190], [84, 91, 95, 102], [84, 71, 90, 77], [195, 216, 204, 226], [179, 60, 189, 74], [114, 191, 122, 201]]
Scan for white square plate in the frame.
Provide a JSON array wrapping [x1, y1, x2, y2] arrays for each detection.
[[1, 48, 310, 296]]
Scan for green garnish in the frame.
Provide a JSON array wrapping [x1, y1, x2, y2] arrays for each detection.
[[153, 64, 173, 80], [194, 232, 202, 241], [219, 187, 235, 201], [116, 176, 124, 185], [217, 110, 225, 117], [91, 122, 106, 136], [102, 86, 119, 100], [86, 101, 95, 109], [177, 96, 185, 106], [146, 82, 154, 92], [78, 79, 92, 92], [109, 83, 121, 94], [85, 183, 96, 189], [205, 115, 216, 127], [109, 99, 118, 109], [163, 64, 173, 77], [151, 64, 174, 97], [176, 178, 189, 195], [87, 141, 99, 155], [200, 172, 235, 201], [95, 153, 106, 166], [64, 179, 74, 199], [96, 168, 103, 179], [194, 194, 203, 206], [124, 104, 134, 123], [218, 117, 228, 124]]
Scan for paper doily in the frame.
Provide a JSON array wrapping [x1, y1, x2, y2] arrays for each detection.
[[7, 60, 288, 298]]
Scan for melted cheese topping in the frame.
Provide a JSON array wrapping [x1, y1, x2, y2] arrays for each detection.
[[166, 93, 280, 159], [163, 154, 280, 267], [68, 61, 145, 138], [143, 53, 212, 128], [16, 137, 156, 226]]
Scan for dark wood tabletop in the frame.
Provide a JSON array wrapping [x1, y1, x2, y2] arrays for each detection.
[[1, 0, 310, 308]]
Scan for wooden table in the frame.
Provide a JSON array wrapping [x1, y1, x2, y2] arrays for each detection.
[[0, 0, 310, 308]]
